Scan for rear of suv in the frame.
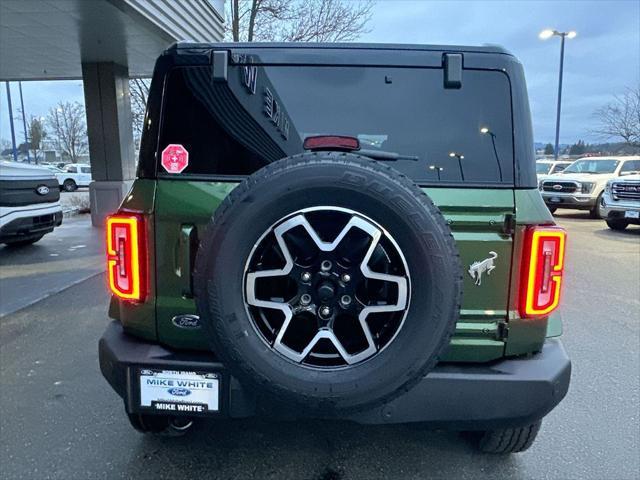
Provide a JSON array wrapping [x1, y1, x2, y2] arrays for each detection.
[[98, 43, 571, 453]]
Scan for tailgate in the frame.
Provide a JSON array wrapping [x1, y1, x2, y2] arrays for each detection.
[[154, 181, 514, 362]]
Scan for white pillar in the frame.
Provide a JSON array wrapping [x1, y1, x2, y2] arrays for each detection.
[[82, 62, 136, 226]]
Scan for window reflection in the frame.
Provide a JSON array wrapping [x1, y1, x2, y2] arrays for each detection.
[[159, 61, 514, 184]]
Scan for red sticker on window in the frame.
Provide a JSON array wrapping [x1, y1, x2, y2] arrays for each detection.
[[161, 144, 189, 174]]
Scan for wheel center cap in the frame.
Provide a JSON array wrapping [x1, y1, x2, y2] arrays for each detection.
[[317, 281, 336, 301]]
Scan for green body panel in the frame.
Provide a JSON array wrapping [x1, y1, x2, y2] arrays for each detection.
[[423, 188, 514, 362], [546, 311, 563, 337], [110, 180, 561, 362], [149, 181, 518, 362], [154, 180, 236, 349], [110, 179, 158, 341], [504, 189, 558, 356]]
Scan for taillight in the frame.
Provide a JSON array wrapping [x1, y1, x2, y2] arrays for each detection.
[[106, 213, 145, 301], [520, 226, 566, 318]]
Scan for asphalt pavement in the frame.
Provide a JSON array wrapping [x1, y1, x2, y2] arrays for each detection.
[[1, 211, 638, 480], [0, 214, 103, 317]]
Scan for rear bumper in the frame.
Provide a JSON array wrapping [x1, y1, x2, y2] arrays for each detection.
[[99, 321, 571, 430]]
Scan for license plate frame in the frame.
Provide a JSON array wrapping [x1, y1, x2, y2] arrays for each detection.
[[624, 210, 640, 219], [137, 368, 221, 415], [549, 196, 561, 203]]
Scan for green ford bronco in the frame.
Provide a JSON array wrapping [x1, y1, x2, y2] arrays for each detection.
[[99, 42, 571, 453]]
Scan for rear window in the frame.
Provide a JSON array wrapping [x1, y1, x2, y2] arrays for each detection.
[[620, 160, 640, 174], [158, 64, 514, 185], [536, 163, 551, 174]]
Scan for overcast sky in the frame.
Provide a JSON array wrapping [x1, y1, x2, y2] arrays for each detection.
[[1, 0, 638, 147]]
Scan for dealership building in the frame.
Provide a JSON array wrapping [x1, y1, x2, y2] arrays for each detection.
[[0, 0, 225, 224]]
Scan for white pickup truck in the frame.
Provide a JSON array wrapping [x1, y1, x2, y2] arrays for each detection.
[[0, 161, 63, 246], [55, 163, 92, 191], [540, 156, 640, 218]]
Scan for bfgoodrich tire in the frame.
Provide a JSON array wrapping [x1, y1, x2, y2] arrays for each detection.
[[477, 421, 542, 454], [194, 153, 462, 413]]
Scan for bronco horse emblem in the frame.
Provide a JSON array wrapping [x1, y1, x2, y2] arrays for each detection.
[[468, 251, 498, 286]]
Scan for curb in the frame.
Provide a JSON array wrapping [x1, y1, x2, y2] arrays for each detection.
[[62, 207, 80, 218]]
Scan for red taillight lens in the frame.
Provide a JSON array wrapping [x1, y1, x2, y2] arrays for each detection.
[[106, 213, 145, 301], [520, 226, 566, 318]]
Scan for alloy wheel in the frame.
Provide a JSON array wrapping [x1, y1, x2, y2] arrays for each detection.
[[244, 207, 410, 368]]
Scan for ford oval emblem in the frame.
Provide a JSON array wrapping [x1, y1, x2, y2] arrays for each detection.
[[552, 184, 562, 191], [36, 185, 50, 195], [171, 314, 201, 329], [168, 387, 192, 396]]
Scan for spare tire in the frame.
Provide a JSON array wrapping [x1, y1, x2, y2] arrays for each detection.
[[194, 152, 462, 413]]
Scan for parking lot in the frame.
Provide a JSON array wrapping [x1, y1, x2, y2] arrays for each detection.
[[1, 211, 638, 480]]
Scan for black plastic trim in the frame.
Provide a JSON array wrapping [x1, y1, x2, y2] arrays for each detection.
[[99, 321, 570, 429]]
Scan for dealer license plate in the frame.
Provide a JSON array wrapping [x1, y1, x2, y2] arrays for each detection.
[[139, 369, 219, 413], [624, 210, 640, 219]]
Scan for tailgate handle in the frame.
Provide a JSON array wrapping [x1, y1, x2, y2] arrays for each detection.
[[177, 224, 198, 298]]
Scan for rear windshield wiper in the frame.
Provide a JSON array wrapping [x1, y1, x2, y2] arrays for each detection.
[[357, 149, 419, 162], [302, 136, 418, 161]]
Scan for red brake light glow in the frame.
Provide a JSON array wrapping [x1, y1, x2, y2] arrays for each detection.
[[520, 226, 566, 318], [106, 213, 145, 301], [303, 135, 360, 151]]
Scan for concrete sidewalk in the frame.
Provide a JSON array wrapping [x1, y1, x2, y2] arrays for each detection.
[[0, 214, 104, 317]]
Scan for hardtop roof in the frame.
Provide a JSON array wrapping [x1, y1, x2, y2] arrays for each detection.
[[168, 41, 514, 56]]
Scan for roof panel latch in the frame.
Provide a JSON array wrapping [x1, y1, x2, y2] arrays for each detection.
[[212, 50, 228, 82], [443, 53, 463, 89]]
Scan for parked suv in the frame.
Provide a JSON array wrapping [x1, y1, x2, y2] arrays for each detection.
[[602, 174, 640, 230], [540, 156, 640, 217], [536, 159, 572, 180], [0, 160, 63, 246], [99, 43, 571, 453]]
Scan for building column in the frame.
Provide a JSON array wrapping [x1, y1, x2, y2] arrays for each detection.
[[81, 62, 136, 227]]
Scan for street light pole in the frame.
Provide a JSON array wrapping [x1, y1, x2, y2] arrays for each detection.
[[18, 81, 31, 163], [554, 34, 566, 161], [449, 152, 465, 181], [429, 165, 444, 181], [540, 29, 576, 160], [480, 127, 504, 181], [5, 82, 18, 163]]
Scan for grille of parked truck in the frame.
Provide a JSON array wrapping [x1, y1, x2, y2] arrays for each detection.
[[540, 156, 640, 217], [602, 174, 640, 230], [0, 160, 63, 246], [98, 42, 571, 453]]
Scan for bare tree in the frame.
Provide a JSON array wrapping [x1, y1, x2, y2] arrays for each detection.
[[28, 116, 46, 163], [227, 0, 374, 42], [592, 87, 640, 148], [46, 101, 88, 163], [129, 78, 151, 148]]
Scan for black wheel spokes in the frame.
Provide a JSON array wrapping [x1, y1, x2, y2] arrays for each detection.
[[245, 208, 410, 368]]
